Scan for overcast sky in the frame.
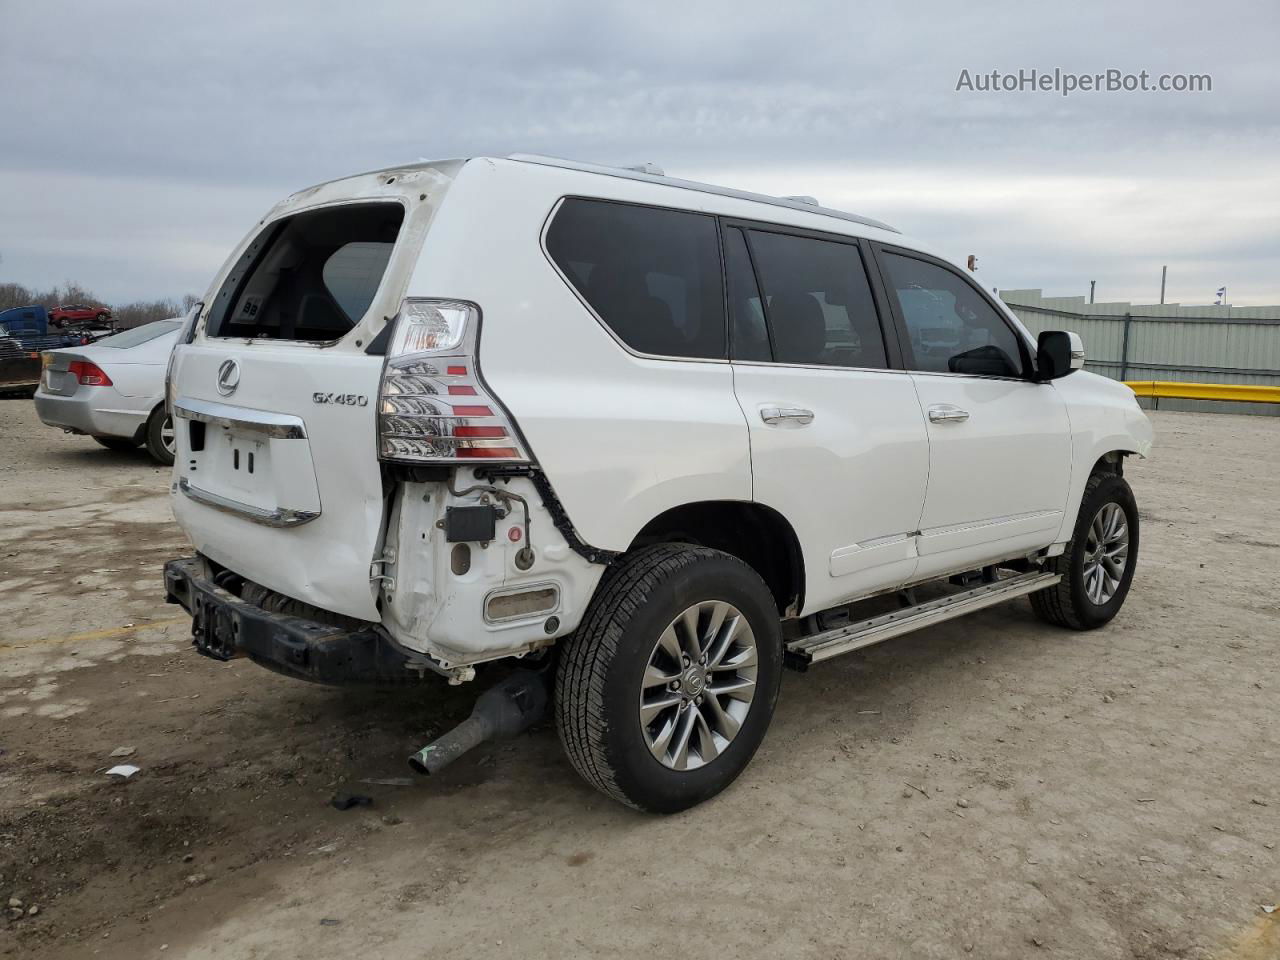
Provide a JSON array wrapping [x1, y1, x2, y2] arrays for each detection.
[[2, 0, 1277, 307]]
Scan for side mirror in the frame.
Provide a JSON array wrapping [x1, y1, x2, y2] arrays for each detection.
[[1036, 330, 1084, 381]]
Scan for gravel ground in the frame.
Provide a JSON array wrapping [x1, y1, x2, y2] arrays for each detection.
[[0, 398, 1277, 960]]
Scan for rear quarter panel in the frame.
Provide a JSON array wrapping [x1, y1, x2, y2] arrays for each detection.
[[405, 159, 755, 551]]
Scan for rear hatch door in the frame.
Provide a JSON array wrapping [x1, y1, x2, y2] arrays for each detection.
[[171, 342, 386, 619], [170, 163, 461, 620]]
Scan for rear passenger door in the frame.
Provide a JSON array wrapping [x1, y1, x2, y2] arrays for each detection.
[[871, 244, 1072, 577], [726, 224, 930, 613]]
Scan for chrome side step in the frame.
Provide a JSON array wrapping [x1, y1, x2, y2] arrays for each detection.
[[786, 571, 1060, 668]]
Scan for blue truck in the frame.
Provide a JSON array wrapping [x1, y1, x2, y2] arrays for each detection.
[[0, 305, 97, 392]]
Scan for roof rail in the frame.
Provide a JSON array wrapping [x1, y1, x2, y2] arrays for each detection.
[[504, 153, 899, 234]]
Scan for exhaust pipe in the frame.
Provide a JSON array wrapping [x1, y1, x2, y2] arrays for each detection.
[[408, 669, 549, 776]]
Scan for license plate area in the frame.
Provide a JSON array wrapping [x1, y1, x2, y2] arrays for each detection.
[[199, 428, 275, 510], [176, 402, 323, 523]]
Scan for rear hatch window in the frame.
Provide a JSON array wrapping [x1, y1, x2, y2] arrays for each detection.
[[206, 202, 405, 342]]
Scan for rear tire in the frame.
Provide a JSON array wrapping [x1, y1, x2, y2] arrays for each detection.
[[93, 436, 139, 452], [144, 406, 175, 466], [1031, 471, 1139, 630], [555, 544, 782, 813]]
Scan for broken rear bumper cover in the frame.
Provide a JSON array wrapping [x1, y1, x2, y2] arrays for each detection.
[[163, 556, 441, 685]]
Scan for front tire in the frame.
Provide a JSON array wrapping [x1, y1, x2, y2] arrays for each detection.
[[555, 544, 782, 813], [144, 406, 176, 466], [1031, 471, 1139, 630]]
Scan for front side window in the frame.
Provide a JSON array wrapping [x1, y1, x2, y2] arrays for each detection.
[[880, 252, 1025, 378], [745, 230, 888, 369], [545, 198, 726, 360]]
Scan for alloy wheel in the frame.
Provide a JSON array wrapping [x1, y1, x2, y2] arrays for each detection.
[[160, 415, 176, 455], [1083, 501, 1129, 605], [638, 600, 758, 771]]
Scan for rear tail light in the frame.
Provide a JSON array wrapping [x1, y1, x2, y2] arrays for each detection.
[[69, 360, 112, 386], [377, 300, 530, 464]]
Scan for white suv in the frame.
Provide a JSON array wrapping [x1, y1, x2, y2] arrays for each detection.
[[163, 154, 1153, 812]]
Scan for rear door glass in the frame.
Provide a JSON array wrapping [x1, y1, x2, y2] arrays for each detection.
[[546, 198, 726, 360], [746, 230, 888, 369]]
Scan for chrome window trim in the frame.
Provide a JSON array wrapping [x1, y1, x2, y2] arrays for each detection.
[[903, 369, 1038, 385], [728, 359, 913, 376]]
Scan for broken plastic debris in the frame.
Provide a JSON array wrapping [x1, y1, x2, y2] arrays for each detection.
[[109, 746, 136, 758], [1263, 904, 1277, 914], [106, 764, 140, 779]]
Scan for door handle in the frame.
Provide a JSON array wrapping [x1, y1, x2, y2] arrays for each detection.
[[927, 404, 970, 423], [761, 406, 815, 425]]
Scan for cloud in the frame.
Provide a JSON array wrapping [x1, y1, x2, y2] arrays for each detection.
[[1, 0, 1276, 303]]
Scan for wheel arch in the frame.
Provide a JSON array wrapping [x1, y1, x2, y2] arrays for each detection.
[[628, 500, 805, 617]]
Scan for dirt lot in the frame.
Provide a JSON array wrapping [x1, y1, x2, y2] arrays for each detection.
[[1, 400, 1277, 960]]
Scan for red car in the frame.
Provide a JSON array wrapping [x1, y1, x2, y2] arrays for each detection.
[[49, 304, 112, 326]]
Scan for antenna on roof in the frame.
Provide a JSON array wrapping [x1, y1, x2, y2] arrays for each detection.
[[782, 195, 819, 206], [621, 162, 664, 176]]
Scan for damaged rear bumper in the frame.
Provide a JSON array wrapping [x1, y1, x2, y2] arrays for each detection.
[[163, 556, 441, 685]]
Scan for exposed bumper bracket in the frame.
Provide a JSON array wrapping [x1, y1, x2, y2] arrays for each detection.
[[163, 556, 442, 685]]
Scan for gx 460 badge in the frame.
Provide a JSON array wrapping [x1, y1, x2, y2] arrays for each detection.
[[313, 393, 368, 406]]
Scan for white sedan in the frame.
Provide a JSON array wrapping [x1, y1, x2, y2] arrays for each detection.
[[34, 319, 182, 464]]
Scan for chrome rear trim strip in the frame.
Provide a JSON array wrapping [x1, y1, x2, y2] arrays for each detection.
[[177, 477, 319, 528], [173, 396, 307, 440]]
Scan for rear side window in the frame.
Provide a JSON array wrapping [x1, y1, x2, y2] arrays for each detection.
[[746, 231, 888, 369], [546, 198, 726, 359], [208, 203, 405, 341], [880, 252, 1025, 378]]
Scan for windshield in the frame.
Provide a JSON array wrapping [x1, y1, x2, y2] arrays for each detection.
[[98, 320, 182, 349]]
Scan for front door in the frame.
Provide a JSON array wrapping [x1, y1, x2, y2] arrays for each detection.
[[725, 224, 930, 613], [873, 246, 1072, 579]]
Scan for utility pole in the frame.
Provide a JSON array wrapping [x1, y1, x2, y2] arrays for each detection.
[[1159, 265, 1167, 305], [1089, 280, 1096, 304]]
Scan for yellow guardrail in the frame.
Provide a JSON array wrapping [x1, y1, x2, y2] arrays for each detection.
[[1124, 380, 1280, 404]]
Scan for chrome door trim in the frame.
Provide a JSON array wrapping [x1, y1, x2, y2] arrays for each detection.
[[760, 406, 815, 425], [927, 403, 970, 423]]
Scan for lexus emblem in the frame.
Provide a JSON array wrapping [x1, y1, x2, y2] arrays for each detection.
[[216, 358, 240, 396]]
